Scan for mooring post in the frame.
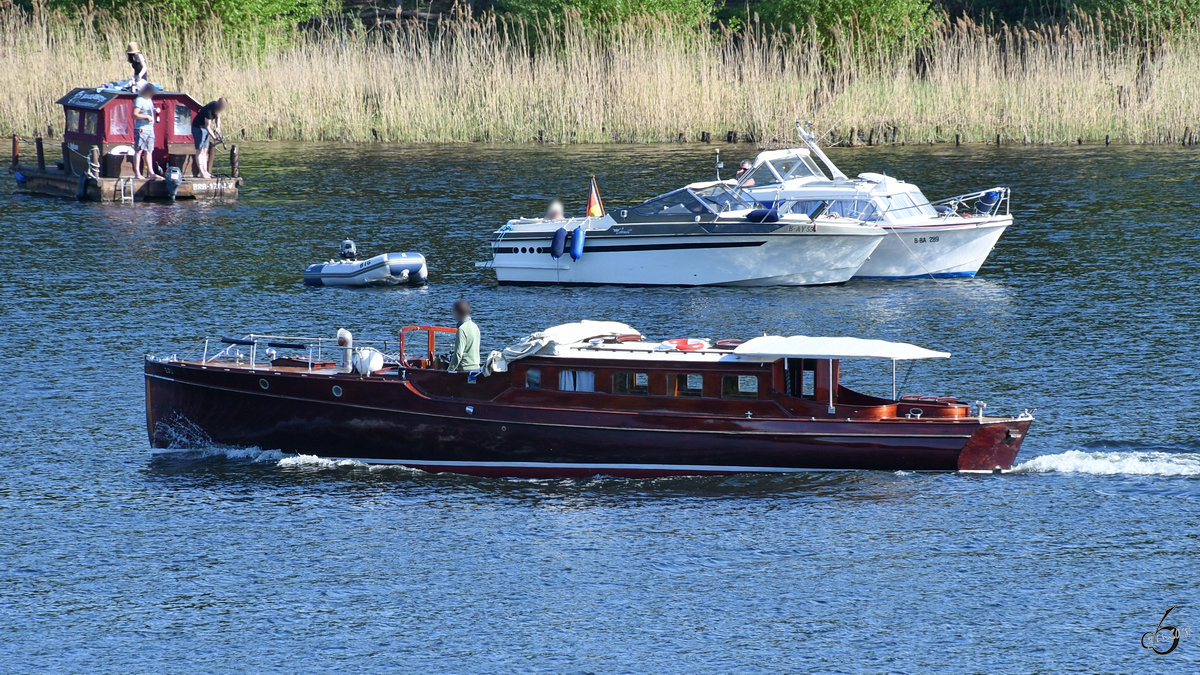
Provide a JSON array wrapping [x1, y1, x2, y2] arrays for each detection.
[[61, 142, 72, 175], [954, 133, 961, 146], [867, 128, 875, 146], [1105, 134, 1111, 146], [10, 133, 17, 169], [848, 127, 857, 146], [995, 133, 1001, 146], [230, 144, 240, 178], [700, 131, 711, 143], [35, 137, 44, 171]]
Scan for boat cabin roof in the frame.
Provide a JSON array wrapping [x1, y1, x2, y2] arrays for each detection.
[[57, 87, 199, 111], [736, 148, 829, 188], [496, 321, 950, 370]]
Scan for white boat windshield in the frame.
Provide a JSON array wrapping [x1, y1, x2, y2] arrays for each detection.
[[788, 197, 878, 221], [881, 190, 937, 219], [740, 153, 827, 188], [631, 185, 755, 217], [691, 184, 757, 212]]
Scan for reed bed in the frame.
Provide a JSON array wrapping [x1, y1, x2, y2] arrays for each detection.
[[2, 2, 1198, 145]]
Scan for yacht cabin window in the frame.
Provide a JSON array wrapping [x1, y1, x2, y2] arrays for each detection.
[[613, 372, 650, 394], [525, 368, 541, 389], [722, 375, 759, 399], [672, 373, 704, 397], [559, 370, 595, 392]]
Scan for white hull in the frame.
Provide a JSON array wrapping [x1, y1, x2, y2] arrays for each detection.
[[854, 218, 1010, 279], [487, 232, 884, 286]]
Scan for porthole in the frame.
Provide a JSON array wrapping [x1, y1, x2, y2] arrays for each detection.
[[259, 378, 269, 390], [332, 385, 343, 398], [521, 247, 527, 254]]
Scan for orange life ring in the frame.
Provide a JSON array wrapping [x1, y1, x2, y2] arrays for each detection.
[[665, 338, 709, 351]]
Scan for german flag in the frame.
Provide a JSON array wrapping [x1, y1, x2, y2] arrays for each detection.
[[586, 176, 605, 217]]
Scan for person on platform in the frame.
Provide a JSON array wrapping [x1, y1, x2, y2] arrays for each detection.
[[448, 300, 480, 372], [131, 84, 161, 181], [127, 42, 149, 90], [544, 200, 565, 220], [191, 98, 227, 179]]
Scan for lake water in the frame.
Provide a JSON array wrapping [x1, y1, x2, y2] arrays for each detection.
[[2, 141, 1198, 672]]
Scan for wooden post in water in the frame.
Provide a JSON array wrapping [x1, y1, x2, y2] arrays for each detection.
[[1105, 134, 1111, 145], [230, 144, 240, 179], [954, 133, 961, 146], [867, 128, 875, 146], [700, 131, 711, 143], [995, 134, 1001, 146], [10, 133, 17, 169], [267, 126, 274, 140], [88, 146, 100, 176], [35, 137, 44, 171], [848, 127, 857, 146], [61, 142, 71, 175]]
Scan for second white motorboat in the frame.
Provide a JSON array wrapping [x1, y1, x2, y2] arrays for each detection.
[[478, 183, 885, 286], [734, 123, 1013, 279]]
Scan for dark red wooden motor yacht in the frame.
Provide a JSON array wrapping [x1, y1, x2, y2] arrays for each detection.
[[144, 321, 1033, 476]]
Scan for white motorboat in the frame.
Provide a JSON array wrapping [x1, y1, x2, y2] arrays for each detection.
[[478, 182, 885, 286], [734, 124, 1013, 279], [304, 240, 428, 287]]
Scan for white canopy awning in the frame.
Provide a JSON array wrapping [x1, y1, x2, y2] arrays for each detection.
[[733, 335, 950, 361]]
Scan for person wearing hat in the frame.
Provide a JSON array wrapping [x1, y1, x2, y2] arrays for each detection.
[[126, 42, 148, 91]]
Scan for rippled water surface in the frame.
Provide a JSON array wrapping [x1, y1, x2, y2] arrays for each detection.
[[2, 142, 1198, 672]]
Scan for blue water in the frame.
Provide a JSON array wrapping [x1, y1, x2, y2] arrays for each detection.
[[2, 142, 1199, 671]]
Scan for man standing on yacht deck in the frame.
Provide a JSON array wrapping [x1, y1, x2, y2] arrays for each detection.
[[449, 300, 480, 372]]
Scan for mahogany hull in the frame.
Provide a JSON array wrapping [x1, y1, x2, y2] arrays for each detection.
[[144, 359, 1029, 476]]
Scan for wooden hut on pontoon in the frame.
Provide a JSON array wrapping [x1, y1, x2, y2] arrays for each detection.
[[9, 87, 242, 202]]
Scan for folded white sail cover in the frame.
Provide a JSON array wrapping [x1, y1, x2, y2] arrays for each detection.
[[485, 321, 641, 373], [733, 335, 949, 361]]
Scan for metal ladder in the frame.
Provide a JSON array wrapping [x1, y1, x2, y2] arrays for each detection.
[[118, 177, 135, 203]]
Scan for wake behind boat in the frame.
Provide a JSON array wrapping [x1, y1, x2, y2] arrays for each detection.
[[145, 320, 1033, 476], [479, 181, 884, 286], [733, 122, 1013, 279]]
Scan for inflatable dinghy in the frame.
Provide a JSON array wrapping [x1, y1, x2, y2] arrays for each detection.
[[304, 252, 428, 287]]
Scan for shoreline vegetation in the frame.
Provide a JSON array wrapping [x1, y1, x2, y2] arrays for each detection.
[[3, 1, 1199, 146]]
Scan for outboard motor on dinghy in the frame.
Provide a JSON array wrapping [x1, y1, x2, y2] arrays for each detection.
[[340, 239, 358, 261], [164, 166, 183, 201]]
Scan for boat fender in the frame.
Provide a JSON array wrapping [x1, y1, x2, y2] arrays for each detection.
[[352, 347, 384, 376], [975, 190, 1001, 215], [570, 226, 585, 260], [550, 227, 568, 259], [14, 171, 25, 184], [75, 173, 88, 200]]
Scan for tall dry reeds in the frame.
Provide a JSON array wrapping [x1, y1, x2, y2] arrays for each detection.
[[1, 2, 1198, 144]]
